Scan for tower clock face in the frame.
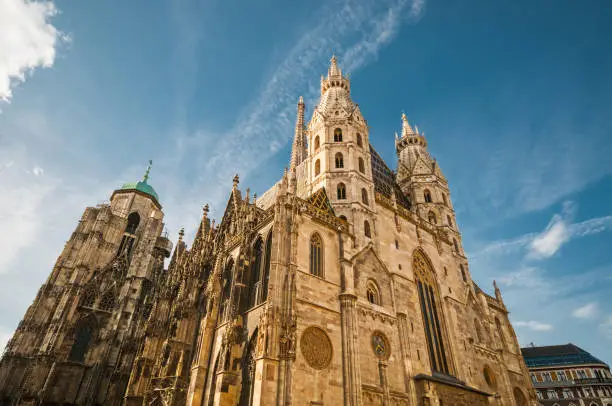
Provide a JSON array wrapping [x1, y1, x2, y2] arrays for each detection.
[[372, 333, 387, 358]]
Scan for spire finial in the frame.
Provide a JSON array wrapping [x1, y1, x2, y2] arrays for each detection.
[[401, 113, 415, 137], [202, 203, 209, 218], [143, 160, 153, 182], [329, 54, 341, 77], [178, 227, 185, 241], [233, 174, 239, 188]]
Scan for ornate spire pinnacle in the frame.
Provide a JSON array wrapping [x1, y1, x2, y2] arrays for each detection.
[[232, 174, 239, 189], [202, 203, 209, 219], [494, 280, 503, 302], [401, 113, 415, 137], [329, 54, 341, 77], [290, 96, 307, 171], [178, 227, 185, 242], [143, 160, 153, 182]]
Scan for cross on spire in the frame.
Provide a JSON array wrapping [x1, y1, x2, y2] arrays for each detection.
[[143, 160, 153, 182]]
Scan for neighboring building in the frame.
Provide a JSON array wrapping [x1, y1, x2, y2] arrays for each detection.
[[0, 56, 538, 405], [522, 344, 612, 406]]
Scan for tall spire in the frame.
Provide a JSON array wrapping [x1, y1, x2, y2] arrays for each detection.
[[289, 96, 306, 171], [143, 160, 153, 182], [401, 113, 415, 137], [328, 54, 341, 77]]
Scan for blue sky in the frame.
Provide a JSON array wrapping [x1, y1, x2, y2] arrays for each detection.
[[1, 0, 612, 363]]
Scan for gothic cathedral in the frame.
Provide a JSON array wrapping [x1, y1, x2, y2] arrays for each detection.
[[0, 57, 537, 406]]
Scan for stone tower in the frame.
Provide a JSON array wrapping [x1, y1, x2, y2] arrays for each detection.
[[300, 55, 376, 246], [0, 163, 172, 405]]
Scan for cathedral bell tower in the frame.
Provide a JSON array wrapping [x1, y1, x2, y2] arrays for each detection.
[[0, 161, 172, 405], [297, 55, 376, 246], [395, 115, 465, 256]]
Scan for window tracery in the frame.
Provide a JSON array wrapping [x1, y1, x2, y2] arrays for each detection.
[[366, 281, 381, 305], [334, 128, 343, 142], [413, 249, 450, 374], [310, 233, 323, 277], [335, 153, 344, 168]]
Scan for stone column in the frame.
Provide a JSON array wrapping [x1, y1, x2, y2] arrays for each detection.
[[186, 313, 218, 406], [397, 312, 418, 406], [339, 293, 361, 406]]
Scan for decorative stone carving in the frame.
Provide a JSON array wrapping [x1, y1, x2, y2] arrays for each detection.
[[371, 331, 390, 359], [300, 326, 332, 370]]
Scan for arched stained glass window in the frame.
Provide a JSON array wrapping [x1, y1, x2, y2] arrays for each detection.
[[220, 259, 233, 320], [337, 183, 346, 200], [364, 220, 371, 238], [413, 250, 450, 374], [356, 133, 363, 147], [310, 233, 323, 277], [335, 153, 344, 168], [366, 281, 380, 305], [249, 237, 263, 307], [262, 232, 272, 302]]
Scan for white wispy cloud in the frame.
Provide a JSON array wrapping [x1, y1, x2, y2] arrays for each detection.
[[168, 0, 426, 221], [472, 201, 612, 260], [514, 320, 553, 332], [0, 0, 66, 102], [572, 302, 598, 319]]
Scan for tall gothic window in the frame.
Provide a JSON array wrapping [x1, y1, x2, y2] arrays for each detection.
[[337, 183, 346, 200], [413, 250, 450, 374], [249, 238, 263, 307], [366, 281, 380, 305], [428, 211, 437, 224], [424, 189, 432, 203], [361, 188, 369, 205], [310, 233, 323, 277], [358, 157, 365, 173], [453, 238, 460, 253], [220, 259, 233, 320], [314, 136, 320, 151], [69, 318, 95, 362], [356, 133, 363, 147], [364, 220, 371, 238], [262, 232, 272, 302], [314, 159, 321, 176], [335, 153, 344, 168], [447, 215, 453, 228], [334, 128, 343, 142], [442, 193, 448, 206]]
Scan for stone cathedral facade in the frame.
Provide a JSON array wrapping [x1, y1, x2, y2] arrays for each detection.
[[0, 57, 537, 406]]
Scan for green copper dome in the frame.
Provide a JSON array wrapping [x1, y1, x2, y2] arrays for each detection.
[[118, 180, 159, 201], [116, 160, 160, 202]]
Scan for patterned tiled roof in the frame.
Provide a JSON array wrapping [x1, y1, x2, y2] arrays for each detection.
[[521, 344, 608, 368]]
